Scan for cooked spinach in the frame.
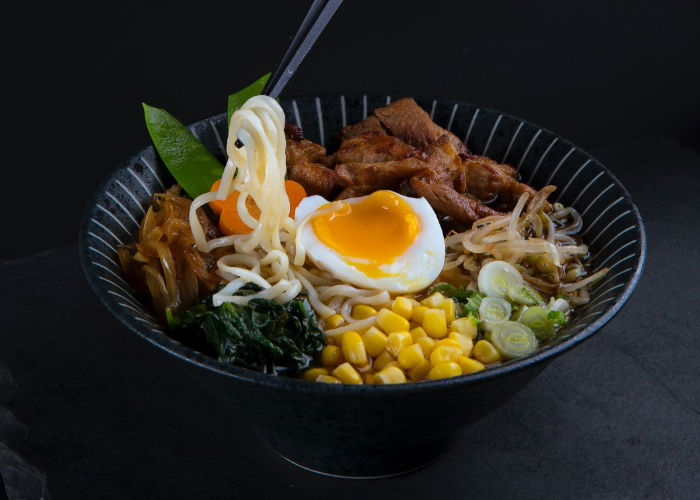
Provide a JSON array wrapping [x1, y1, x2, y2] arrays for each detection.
[[167, 286, 325, 374], [430, 282, 485, 319]]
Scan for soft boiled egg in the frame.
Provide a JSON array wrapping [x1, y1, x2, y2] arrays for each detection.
[[295, 190, 445, 293]]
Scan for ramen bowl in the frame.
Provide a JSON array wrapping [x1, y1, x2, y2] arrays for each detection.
[[79, 93, 645, 477]]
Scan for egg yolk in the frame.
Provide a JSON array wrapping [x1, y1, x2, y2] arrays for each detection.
[[311, 190, 421, 278]]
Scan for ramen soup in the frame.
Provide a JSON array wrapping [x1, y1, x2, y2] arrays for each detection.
[[118, 89, 607, 384]]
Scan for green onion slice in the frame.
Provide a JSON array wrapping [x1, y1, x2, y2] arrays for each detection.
[[489, 321, 538, 359], [519, 306, 555, 340], [548, 310, 566, 326], [479, 297, 512, 324], [506, 285, 544, 306], [478, 261, 524, 298]]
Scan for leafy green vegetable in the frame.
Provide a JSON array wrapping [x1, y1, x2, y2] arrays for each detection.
[[143, 103, 224, 198], [430, 282, 485, 319], [227, 73, 271, 126], [168, 287, 325, 374]]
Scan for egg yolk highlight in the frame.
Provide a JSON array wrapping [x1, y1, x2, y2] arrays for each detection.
[[311, 190, 421, 278]]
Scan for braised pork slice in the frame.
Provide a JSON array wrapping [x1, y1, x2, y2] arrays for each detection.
[[411, 177, 503, 224], [461, 155, 538, 211], [335, 158, 426, 188], [285, 123, 333, 167], [335, 186, 377, 200], [421, 135, 465, 189], [409, 136, 501, 223], [287, 159, 340, 199], [335, 132, 421, 164], [374, 98, 469, 155], [339, 116, 387, 141]]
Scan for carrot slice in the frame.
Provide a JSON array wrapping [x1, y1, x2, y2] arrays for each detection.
[[213, 179, 308, 235], [285, 180, 307, 218], [219, 192, 261, 235], [208, 180, 225, 215]]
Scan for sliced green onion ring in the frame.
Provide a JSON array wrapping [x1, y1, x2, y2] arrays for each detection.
[[478, 261, 524, 298], [479, 296, 512, 324], [548, 310, 566, 326], [519, 306, 555, 340], [488, 321, 538, 359], [506, 285, 544, 306], [549, 298, 570, 313]]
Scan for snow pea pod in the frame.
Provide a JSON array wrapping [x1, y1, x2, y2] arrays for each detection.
[[143, 103, 224, 198]]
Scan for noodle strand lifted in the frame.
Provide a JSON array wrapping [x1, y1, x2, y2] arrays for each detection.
[[186, 96, 387, 324]]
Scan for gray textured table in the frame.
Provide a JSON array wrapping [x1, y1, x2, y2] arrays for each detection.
[[1, 138, 698, 499]]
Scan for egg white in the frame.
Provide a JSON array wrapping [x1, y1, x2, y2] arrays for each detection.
[[295, 192, 445, 293]]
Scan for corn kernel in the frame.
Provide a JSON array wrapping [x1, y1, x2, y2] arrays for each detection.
[[391, 296, 414, 320], [421, 292, 445, 308], [473, 340, 502, 364], [341, 331, 369, 366], [302, 367, 329, 381], [398, 343, 425, 370], [427, 361, 462, 380], [352, 304, 378, 320], [376, 308, 410, 334], [383, 360, 403, 371], [386, 331, 413, 357], [411, 305, 429, 323], [362, 327, 388, 357], [325, 313, 345, 330], [450, 316, 478, 339], [458, 356, 485, 374], [363, 372, 376, 385], [422, 308, 447, 339], [321, 345, 344, 367], [416, 337, 436, 357], [409, 326, 428, 342], [408, 358, 431, 381], [374, 351, 395, 371], [374, 366, 407, 384], [316, 374, 341, 384], [332, 362, 363, 384], [449, 332, 474, 356], [439, 298, 456, 323], [435, 338, 463, 352], [407, 297, 421, 307], [430, 345, 462, 366]]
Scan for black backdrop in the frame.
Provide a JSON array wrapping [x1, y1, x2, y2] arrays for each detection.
[[6, 0, 700, 259]]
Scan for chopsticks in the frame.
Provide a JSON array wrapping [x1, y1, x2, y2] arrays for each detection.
[[262, 0, 343, 98]]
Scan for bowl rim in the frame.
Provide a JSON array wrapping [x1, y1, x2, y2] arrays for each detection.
[[78, 92, 646, 394]]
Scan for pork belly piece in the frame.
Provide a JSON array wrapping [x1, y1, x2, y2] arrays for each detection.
[[287, 158, 341, 199], [421, 135, 467, 191], [374, 98, 469, 155], [335, 132, 421, 164], [285, 123, 333, 167], [335, 186, 377, 200], [461, 155, 539, 211], [409, 136, 501, 223], [411, 177, 503, 224], [339, 115, 387, 141], [335, 158, 427, 189]]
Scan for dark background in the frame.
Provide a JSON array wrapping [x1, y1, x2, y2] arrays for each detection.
[[3, 2, 700, 499], [5, 0, 700, 258]]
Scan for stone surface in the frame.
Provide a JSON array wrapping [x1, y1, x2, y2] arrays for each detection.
[[0, 138, 698, 498]]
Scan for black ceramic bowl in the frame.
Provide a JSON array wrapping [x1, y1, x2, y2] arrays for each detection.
[[79, 93, 645, 478]]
